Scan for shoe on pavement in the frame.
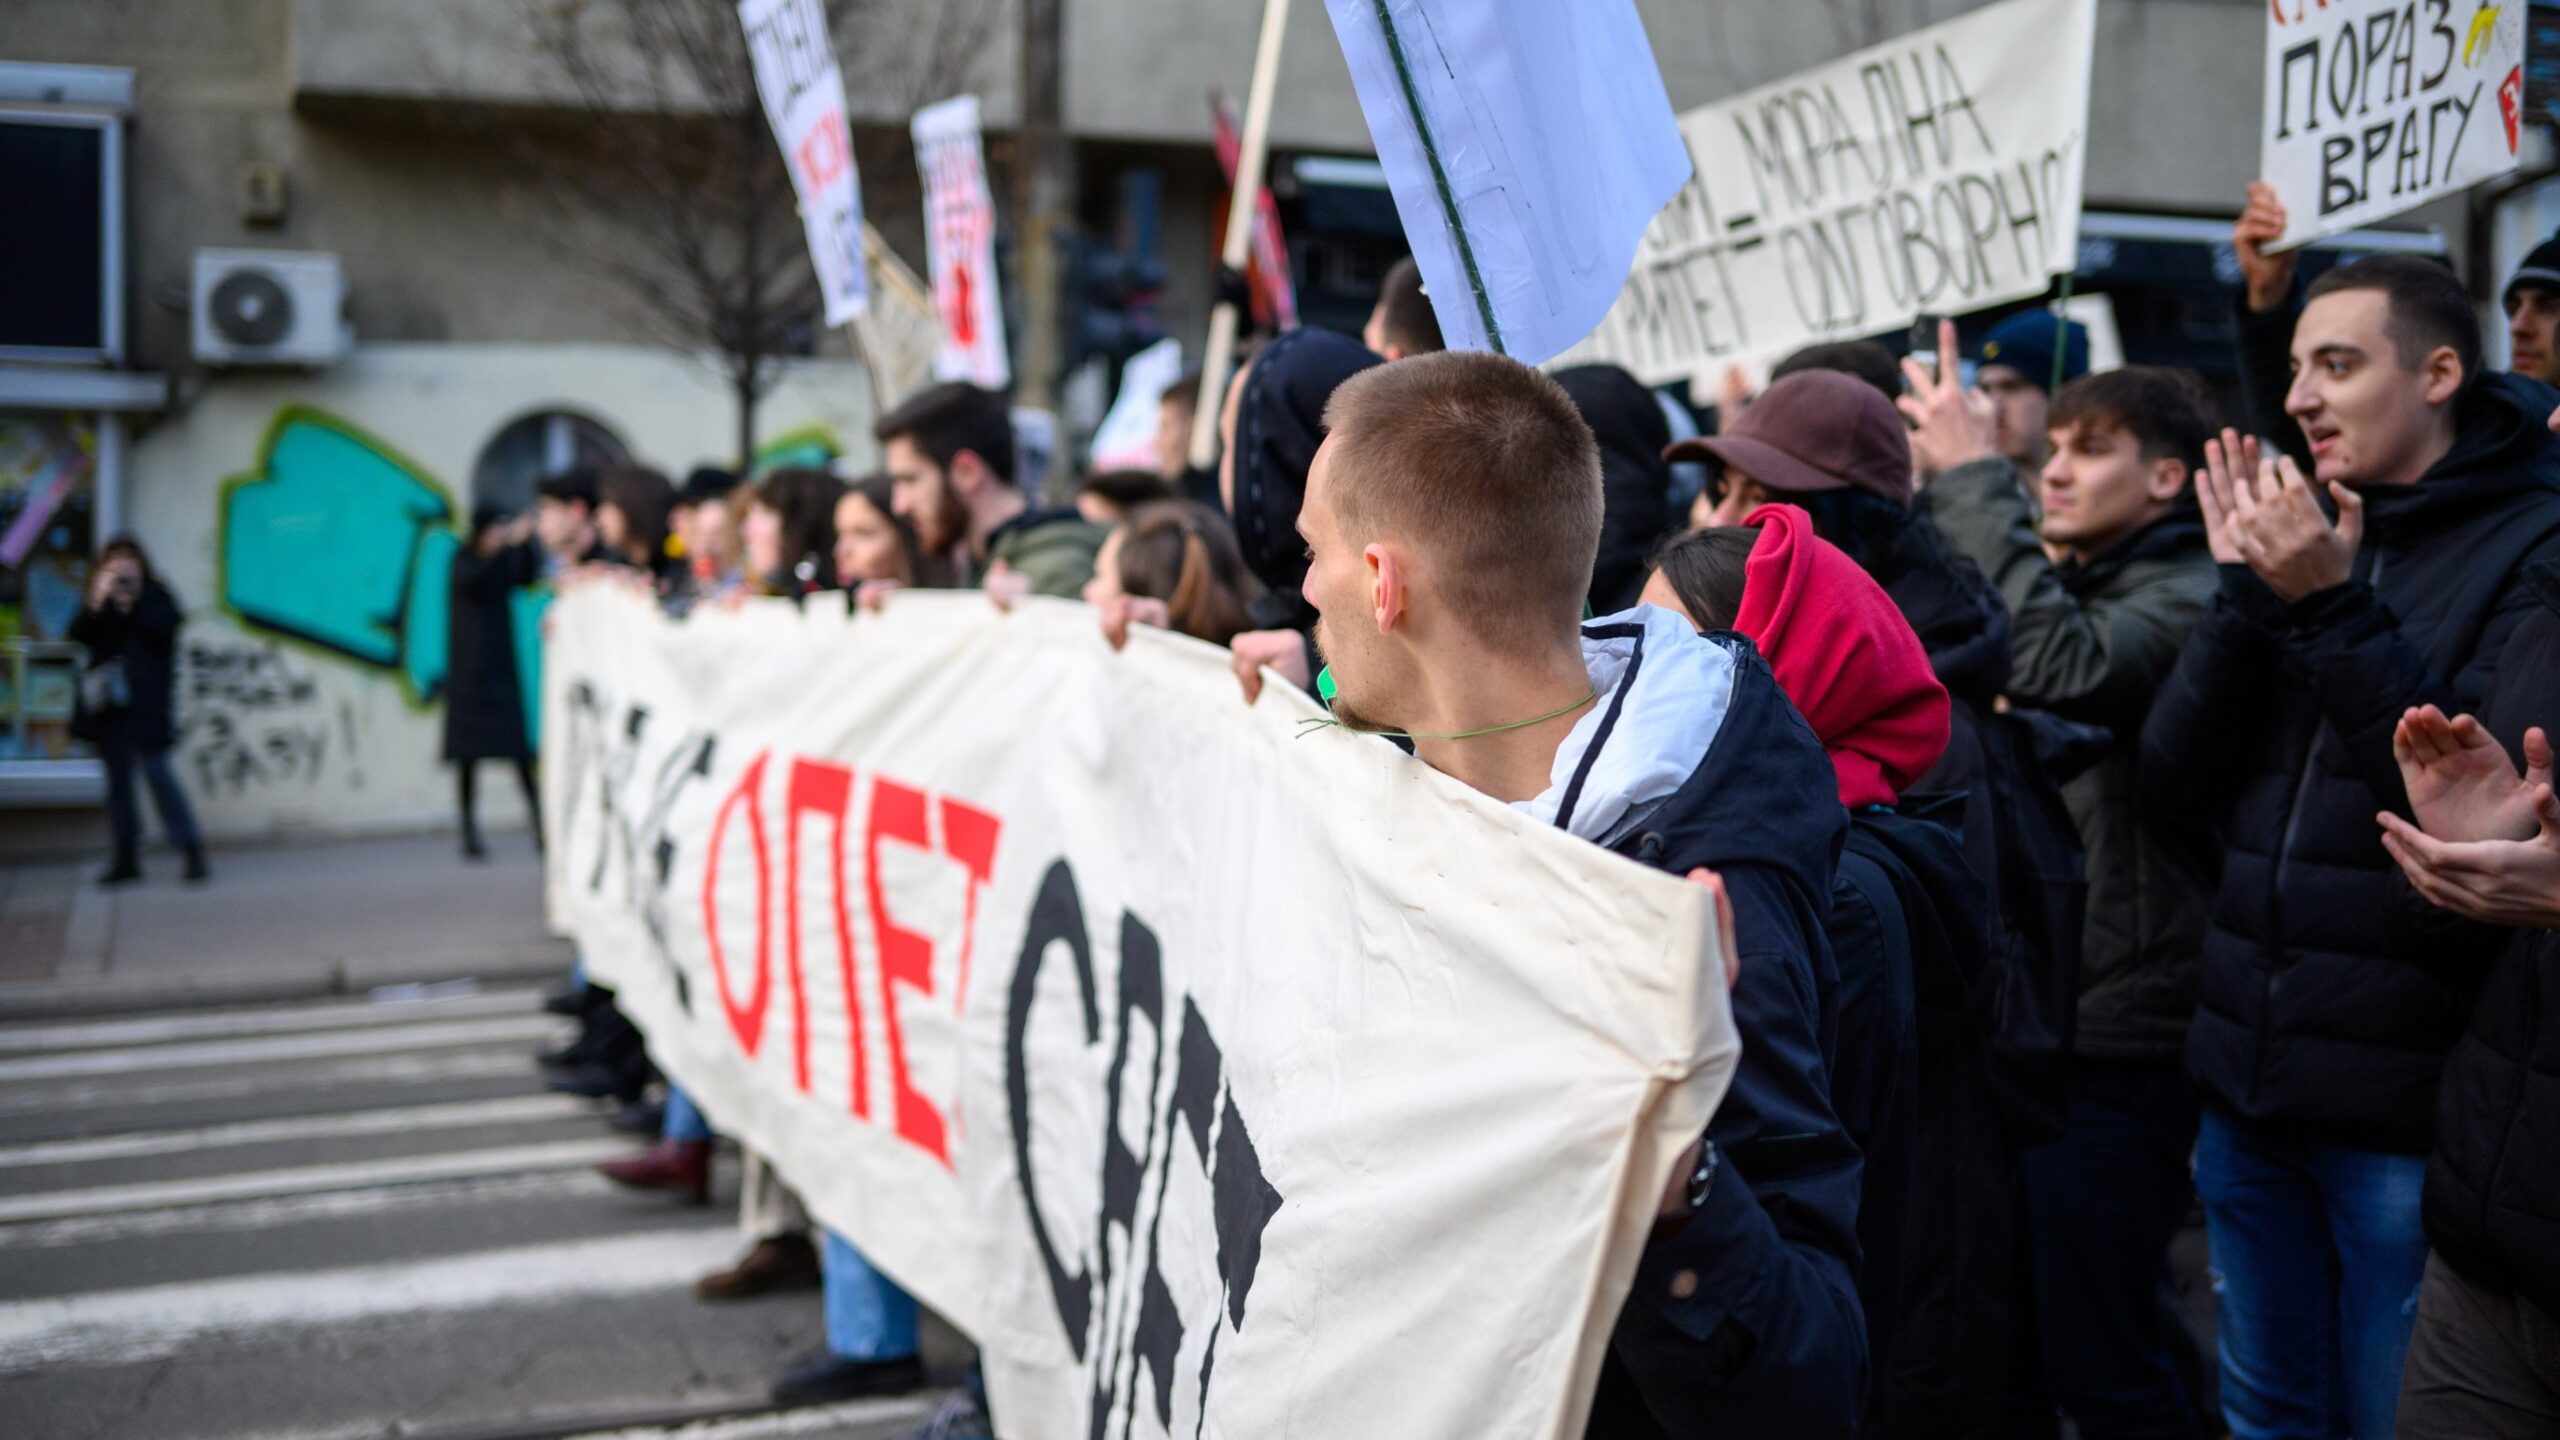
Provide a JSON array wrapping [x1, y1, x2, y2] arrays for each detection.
[[96, 860, 141, 888], [597, 1138, 710, 1204], [182, 850, 210, 883], [769, 1349, 924, 1407], [694, 1233, 821, 1301], [606, 1097, 666, 1136]]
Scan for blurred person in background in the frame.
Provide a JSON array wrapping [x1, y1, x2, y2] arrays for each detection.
[[744, 468, 847, 598], [71, 536, 206, 887], [445, 507, 542, 861]]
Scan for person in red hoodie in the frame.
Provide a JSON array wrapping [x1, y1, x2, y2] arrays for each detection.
[[1647, 505, 2020, 1440]]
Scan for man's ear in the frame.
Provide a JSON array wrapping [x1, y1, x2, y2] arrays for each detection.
[[949, 450, 988, 500], [1367, 542, 1404, 635], [2149, 458, 2189, 505], [2423, 346, 2466, 407]]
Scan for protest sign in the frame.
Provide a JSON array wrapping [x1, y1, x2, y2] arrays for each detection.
[[912, 95, 1011, 388], [544, 585, 1738, 1438], [738, 0, 868, 324], [2260, 0, 2524, 249], [1211, 89, 1300, 332], [1559, 0, 2096, 390], [1323, 0, 1693, 365]]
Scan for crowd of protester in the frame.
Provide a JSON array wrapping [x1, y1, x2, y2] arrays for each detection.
[[427, 173, 2560, 1440]]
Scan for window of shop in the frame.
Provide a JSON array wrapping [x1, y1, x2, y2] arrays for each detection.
[[469, 411, 631, 518]]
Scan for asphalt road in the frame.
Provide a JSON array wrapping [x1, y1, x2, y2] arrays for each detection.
[[0, 982, 970, 1440]]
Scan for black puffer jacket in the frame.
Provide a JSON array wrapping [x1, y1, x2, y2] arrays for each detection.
[[2143, 372, 2560, 1152], [2423, 560, 2560, 1314]]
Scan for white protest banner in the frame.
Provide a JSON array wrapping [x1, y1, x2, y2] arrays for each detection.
[[2260, 0, 2524, 249], [912, 95, 1011, 388], [739, 0, 869, 324], [1559, 0, 2096, 390], [1089, 336, 1184, 472], [1322, 0, 1693, 365], [544, 585, 1738, 1438]]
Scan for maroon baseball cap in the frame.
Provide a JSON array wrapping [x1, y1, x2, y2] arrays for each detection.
[[1665, 369, 1914, 505]]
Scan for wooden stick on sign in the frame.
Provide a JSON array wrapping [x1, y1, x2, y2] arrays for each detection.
[[1188, 0, 1293, 471]]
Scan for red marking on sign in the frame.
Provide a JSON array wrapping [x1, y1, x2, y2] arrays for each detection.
[[784, 757, 860, 1106], [704, 753, 774, 1058], [866, 778, 948, 1165], [2504, 67, 2524, 154], [948, 263, 978, 347]]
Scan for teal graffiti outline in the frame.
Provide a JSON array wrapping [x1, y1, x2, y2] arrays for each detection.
[[215, 405, 458, 710]]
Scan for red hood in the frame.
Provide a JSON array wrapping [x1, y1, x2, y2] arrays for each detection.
[[1733, 505, 1950, 808]]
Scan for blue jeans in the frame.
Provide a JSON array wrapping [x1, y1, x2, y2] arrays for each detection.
[[2194, 1109, 2429, 1440], [100, 735, 202, 863], [822, 1230, 918, 1361], [661, 1084, 713, 1143]]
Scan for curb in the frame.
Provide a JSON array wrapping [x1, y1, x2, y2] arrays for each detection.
[[0, 948, 573, 1021]]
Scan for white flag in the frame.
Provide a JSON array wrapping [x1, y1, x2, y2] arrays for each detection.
[[1321, 0, 1692, 366], [739, 0, 870, 324], [912, 95, 1011, 387]]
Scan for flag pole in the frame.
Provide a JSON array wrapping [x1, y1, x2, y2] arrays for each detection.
[[1189, 0, 1292, 470], [1370, 0, 1502, 354]]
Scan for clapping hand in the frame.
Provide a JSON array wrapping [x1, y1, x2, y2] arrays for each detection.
[[2195, 429, 2361, 601], [2378, 710, 2560, 929]]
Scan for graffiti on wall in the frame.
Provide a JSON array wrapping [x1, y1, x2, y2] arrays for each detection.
[[177, 636, 365, 796], [218, 407, 458, 705]]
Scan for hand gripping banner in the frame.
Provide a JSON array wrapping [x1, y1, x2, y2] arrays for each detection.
[[543, 586, 1738, 1437]]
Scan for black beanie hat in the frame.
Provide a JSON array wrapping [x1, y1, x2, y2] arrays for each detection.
[[2505, 234, 2560, 305]]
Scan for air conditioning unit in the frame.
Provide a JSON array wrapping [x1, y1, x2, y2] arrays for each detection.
[[192, 248, 349, 367]]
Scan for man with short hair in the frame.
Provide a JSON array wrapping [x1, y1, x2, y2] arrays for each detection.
[[1913, 362, 2221, 1438], [535, 467, 604, 571], [1964, 310, 2090, 474], [1299, 350, 1867, 1438], [2142, 254, 2560, 1440], [2233, 185, 2560, 452], [1361, 255, 1445, 361], [875, 381, 1103, 598]]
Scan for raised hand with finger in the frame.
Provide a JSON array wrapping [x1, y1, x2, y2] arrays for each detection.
[[1898, 317, 1998, 480]]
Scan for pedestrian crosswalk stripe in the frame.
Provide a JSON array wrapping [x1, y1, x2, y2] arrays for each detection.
[[557, 1397, 938, 1440], [0, 987, 543, 1055], [0, 1015, 558, 1082], [0, 1094, 593, 1168], [0, 1168, 610, 1250], [0, 1137, 639, 1224], [0, 1049, 530, 1117], [0, 1226, 744, 1369]]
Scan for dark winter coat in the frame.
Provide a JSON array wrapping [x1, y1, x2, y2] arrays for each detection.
[[1858, 503, 2085, 1143], [1529, 608, 1866, 1440], [444, 539, 538, 762], [69, 577, 184, 750], [2423, 560, 2560, 1316], [1931, 460, 2220, 1062], [1554, 364, 1675, 614], [2142, 371, 2560, 1152], [1844, 801, 2016, 1440]]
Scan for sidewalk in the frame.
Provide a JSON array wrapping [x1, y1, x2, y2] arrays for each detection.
[[0, 829, 572, 1018]]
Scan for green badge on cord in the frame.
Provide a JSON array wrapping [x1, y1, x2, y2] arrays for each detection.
[[1317, 666, 1337, 703]]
